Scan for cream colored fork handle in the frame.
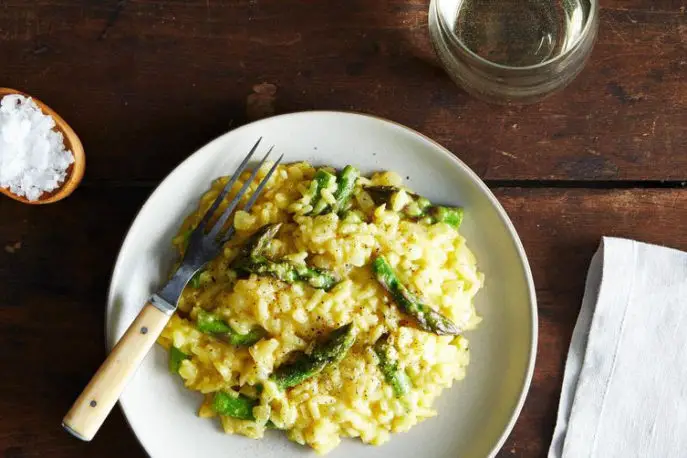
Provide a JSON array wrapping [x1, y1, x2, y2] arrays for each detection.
[[62, 302, 170, 441]]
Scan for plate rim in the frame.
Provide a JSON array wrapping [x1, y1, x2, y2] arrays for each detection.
[[105, 110, 538, 458]]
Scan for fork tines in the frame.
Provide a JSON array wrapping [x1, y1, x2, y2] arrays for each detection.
[[194, 138, 283, 246]]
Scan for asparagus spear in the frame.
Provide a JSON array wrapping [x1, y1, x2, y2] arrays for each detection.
[[196, 309, 232, 333], [235, 257, 337, 291], [372, 256, 460, 336], [271, 323, 356, 389], [331, 165, 359, 213], [196, 309, 266, 346], [235, 222, 282, 261], [232, 224, 338, 290], [227, 327, 266, 346], [212, 391, 258, 420], [169, 346, 190, 374], [365, 185, 463, 229], [211, 391, 280, 428], [374, 334, 412, 397], [270, 351, 326, 390], [427, 205, 464, 228], [308, 169, 337, 216], [365, 186, 427, 217], [307, 166, 360, 216]]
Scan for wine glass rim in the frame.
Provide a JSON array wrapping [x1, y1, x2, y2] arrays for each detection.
[[434, 0, 599, 71]]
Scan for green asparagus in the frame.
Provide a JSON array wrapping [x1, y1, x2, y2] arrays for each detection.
[[365, 185, 463, 229], [196, 309, 266, 346], [231, 224, 338, 290], [211, 391, 280, 428], [169, 346, 190, 374], [427, 205, 464, 228], [227, 327, 266, 346], [235, 223, 282, 261], [270, 351, 326, 389], [365, 185, 419, 215], [308, 169, 337, 216], [235, 257, 337, 291], [372, 256, 460, 336], [307, 166, 360, 216], [331, 165, 359, 213], [196, 309, 232, 333], [374, 334, 412, 397], [212, 391, 258, 420], [303, 170, 323, 206], [271, 323, 356, 389]]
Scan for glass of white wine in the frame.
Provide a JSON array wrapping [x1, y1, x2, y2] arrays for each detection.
[[428, 0, 599, 104]]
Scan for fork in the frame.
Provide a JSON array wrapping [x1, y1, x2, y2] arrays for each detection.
[[62, 138, 283, 441]]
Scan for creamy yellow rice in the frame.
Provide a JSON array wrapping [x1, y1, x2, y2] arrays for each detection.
[[157, 162, 483, 454]]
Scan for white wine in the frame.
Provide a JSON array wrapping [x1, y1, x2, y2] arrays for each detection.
[[438, 0, 591, 67], [428, 0, 598, 102]]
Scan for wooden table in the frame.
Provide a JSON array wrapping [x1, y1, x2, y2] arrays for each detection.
[[0, 1, 684, 457]]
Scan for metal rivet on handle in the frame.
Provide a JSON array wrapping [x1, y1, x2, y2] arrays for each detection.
[[140, 327, 148, 334], [90, 400, 97, 407]]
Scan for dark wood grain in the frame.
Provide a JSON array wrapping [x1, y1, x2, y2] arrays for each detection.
[[1, 1, 685, 457], [495, 188, 687, 457], [0, 0, 683, 182], [0, 188, 148, 458], [3, 187, 687, 457]]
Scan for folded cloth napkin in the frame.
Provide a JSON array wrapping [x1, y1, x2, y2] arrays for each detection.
[[549, 237, 687, 458]]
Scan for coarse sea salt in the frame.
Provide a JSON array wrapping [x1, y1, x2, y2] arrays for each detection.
[[0, 94, 74, 201]]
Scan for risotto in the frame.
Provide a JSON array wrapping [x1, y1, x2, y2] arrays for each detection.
[[157, 162, 483, 454]]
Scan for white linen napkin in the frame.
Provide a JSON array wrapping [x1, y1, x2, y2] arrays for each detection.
[[548, 237, 687, 458]]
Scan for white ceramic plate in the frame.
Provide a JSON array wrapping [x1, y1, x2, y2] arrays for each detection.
[[106, 111, 537, 458]]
